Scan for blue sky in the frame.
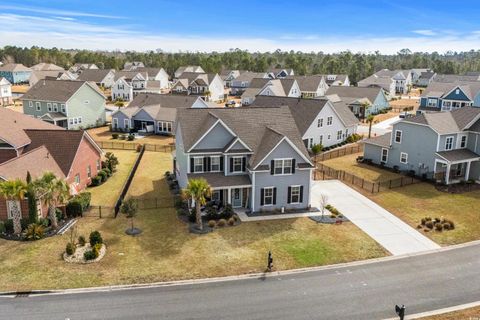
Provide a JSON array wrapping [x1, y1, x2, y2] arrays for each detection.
[[1, 0, 480, 53]]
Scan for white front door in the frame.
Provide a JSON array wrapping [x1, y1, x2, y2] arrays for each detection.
[[232, 188, 242, 208]]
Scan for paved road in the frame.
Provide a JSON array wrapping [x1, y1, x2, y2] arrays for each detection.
[[1, 243, 480, 320], [311, 180, 440, 255]]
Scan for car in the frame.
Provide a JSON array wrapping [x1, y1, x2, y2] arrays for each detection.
[[225, 100, 236, 107]]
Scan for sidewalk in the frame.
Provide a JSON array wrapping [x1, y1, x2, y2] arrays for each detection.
[[311, 180, 440, 255]]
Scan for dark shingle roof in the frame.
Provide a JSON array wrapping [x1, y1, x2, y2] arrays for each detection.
[[325, 86, 383, 104], [436, 149, 480, 162], [187, 173, 251, 188], [286, 75, 322, 91], [77, 69, 112, 83], [22, 80, 85, 102], [403, 107, 480, 134], [128, 93, 200, 109], [363, 132, 391, 148]]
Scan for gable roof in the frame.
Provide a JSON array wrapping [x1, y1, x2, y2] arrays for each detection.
[[403, 107, 480, 134], [286, 75, 323, 91], [31, 63, 64, 71], [77, 69, 113, 83], [363, 132, 392, 148], [422, 81, 480, 100], [177, 106, 311, 168], [134, 67, 166, 78], [114, 71, 147, 81], [325, 86, 384, 103], [318, 74, 349, 85], [21, 79, 104, 102], [233, 72, 268, 83], [0, 63, 31, 72]]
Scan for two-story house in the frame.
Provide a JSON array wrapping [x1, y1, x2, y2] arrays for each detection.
[[172, 72, 224, 102], [241, 78, 301, 105], [134, 67, 170, 90], [174, 65, 205, 79], [230, 72, 269, 95], [77, 69, 116, 89], [21, 80, 106, 129], [175, 107, 314, 213], [220, 70, 245, 87], [325, 86, 390, 118], [111, 93, 209, 135], [319, 74, 351, 87], [0, 63, 32, 84], [418, 81, 480, 113], [358, 69, 412, 96], [0, 77, 13, 106], [363, 107, 480, 184], [111, 71, 149, 102], [0, 108, 103, 221], [267, 68, 295, 79], [251, 96, 359, 149], [286, 75, 328, 98]]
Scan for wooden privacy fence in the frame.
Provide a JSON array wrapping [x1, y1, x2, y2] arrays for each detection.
[[316, 163, 419, 194], [83, 206, 115, 218], [130, 197, 175, 210], [316, 144, 363, 162], [94, 141, 175, 153]]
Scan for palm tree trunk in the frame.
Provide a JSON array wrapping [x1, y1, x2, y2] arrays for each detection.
[[368, 122, 372, 139], [11, 201, 22, 235], [130, 217, 134, 230], [195, 202, 203, 230], [49, 205, 58, 229]]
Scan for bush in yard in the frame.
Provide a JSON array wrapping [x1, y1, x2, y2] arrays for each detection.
[[25, 223, 45, 241], [217, 219, 227, 227], [56, 208, 64, 222], [66, 192, 91, 217], [174, 197, 187, 209], [220, 204, 234, 219], [112, 133, 119, 139], [136, 144, 142, 153], [78, 235, 86, 246], [92, 243, 102, 258], [0, 221, 4, 234], [84, 250, 96, 260], [442, 223, 450, 231], [38, 217, 50, 228], [421, 218, 426, 226], [97, 170, 108, 182], [127, 134, 135, 141], [103, 168, 112, 177], [425, 221, 434, 229], [208, 220, 216, 228], [91, 175, 102, 186], [435, 222, 443, 232], [89, 231, 103, 247], [66, 242, 75, 255], [20, 218, 29, 231], [4, 219, 13, 234], [105, 152, 119, 172], [228, 217, 235, 226]]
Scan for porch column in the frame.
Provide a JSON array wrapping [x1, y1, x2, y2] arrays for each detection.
[[446, 163, 451, 185], [465, 161, 472, 181], [227, 188, 232, 205]]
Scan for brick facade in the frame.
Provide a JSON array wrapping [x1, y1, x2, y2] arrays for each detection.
[[66, 136, 101, 191]]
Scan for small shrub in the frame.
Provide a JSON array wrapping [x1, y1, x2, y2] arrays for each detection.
[[217, 219, 227, 227], [97, 170, 108, 182], [56, 208, 64, 222], [442, 223, 450, 231], [66, 242, 75, 255], [127, 134, 135, 141], [4, 219, 14, 233], [0, 221, 4, 234], [228, 217, 235, 226], [416, 224, 422, 229], [233, 215, 239, 222], [420, 218, 426, 226], [425, 217, 432, 222], [103, 167, 112, 177], [136, 144, 142, 153], [220, 204, 234, 219], [435, 222, 443, 232], [38, 217, 50, 227], [208, 220, 216, 228], [84, 250, 96, 260], [89, 231, 103, 247], [90, 175, 102, 186], [78, 235, 86, 246], [25, 223, 45, 241], [92, 243, 102, 258], [425, 221, 434, 229], [112, 133, 119, 139], [330, 214, 336, 218]]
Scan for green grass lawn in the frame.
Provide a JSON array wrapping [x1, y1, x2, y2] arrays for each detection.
[[418, 306, 480, 319], [321, 153, 402, 182], [88, 150, 138, 207], [368, 183, 480, 245]]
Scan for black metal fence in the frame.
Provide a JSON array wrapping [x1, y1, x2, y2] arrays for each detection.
[[94, 141, 175, 153], [129, 197, 175, 210], [83, 206, 115, 218]]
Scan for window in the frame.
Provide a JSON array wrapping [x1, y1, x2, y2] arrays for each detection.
[[319, 135, 323, 145], [96, 159, 101, 170], [87, 165, 92, 178], [274, 159, 293, 175], [61, 104, 65, 112], [53, 103, 58, 112], [28, 101, 33, 108], [460, 135, 467, 148], [327, 116, 333, 125], [210, 156, 220, 172], [400, 152, 408, 164], [290, 186, 301, 204], [232, 157, 243, 172], [427, 98, 437, 107], [263, 187, 274, 206], [337, 130, 342, 140], [445, 136, 454, 150], [74, 174, 80, 184], [158, 121, 172, 133], [327, 134, 331, 140], [455, 89, 460, 95], [317, 118, 323, 127], [394, 130, 402, 143], [73, 118, 78, 125], [78, 117, 82, 124], [124, 119, 130, 129], [381, 148, 388, 163], [69, 118, 74, 125], [308, 138, 314, 149], [193, 157, 204, 173], [47, 103, 52, 112], [36, 102, 41, 111]]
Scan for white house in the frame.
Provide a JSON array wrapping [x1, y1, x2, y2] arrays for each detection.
[[111, 71, 150, 102], [0, 77, 13, 106], [172, 72, 225, 102]]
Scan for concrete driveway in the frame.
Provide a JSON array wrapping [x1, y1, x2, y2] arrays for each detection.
[[311, 180, 440, 255]]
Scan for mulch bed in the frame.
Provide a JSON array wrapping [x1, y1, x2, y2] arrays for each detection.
[[309, 215, 350, 224], [0, 218, 72, 241], [435, 183, 480, 194], [63, 244, 107, 264]]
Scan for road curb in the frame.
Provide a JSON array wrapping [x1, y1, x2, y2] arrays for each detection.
[[382, 300, 480, 319], [1, 239, 480, 298]]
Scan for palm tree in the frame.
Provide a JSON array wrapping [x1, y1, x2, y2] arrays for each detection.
[[0, 179, 28, 234], [183, 178, 211, 230], [366, 115, 375, 139], [35, 172, 70, 229]]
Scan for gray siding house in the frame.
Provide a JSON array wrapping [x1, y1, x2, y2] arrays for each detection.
[[326, 86, 389, 118], [175, 107, 314, 213], [363, 107, 480, 184], [21, 80, 106, 129]]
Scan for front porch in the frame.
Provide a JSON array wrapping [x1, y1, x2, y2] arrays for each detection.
[[40, 113, 68, 128], [435, 149, 480, 184]]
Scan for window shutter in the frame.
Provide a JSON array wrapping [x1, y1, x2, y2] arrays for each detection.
[[270, 160, 275, 175], [207, 157, 211, 172], [242, 157, 246, 172], [273, 188, 277, 205], [292, 159, 296, 174], [287, 186, 292, 204], [300, 186, 304, 203], [219, 190, 224, 203], [260, 188, 264, 206], [229, 157, 233, 172], [190, 157, 194, 173], [220, 156, 224, 171], [203, 157, 208, 172]]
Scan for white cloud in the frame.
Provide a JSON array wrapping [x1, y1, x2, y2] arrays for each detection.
[[412, 29, 437, 36], [0, 4, 124, 19]]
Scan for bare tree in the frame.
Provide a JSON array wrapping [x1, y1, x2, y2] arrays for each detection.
[[318, 193, 328, 218]]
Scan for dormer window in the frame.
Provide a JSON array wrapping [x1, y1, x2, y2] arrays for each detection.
[[273, 159, 293, 175]]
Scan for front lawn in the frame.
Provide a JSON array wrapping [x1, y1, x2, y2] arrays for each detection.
[[320, 152, 402, 182], [368, 183, 480, 245], [419, 306, 480, 319]]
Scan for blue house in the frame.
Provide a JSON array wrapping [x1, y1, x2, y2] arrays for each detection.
[[0, 64, 32, 84], [419, 81, 480, 113]]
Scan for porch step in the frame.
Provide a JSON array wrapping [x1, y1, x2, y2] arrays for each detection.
[[57, 219, 78, 235]]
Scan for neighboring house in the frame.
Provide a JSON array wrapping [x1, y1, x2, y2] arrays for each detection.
[[230, 72, 269, 95], [418, 81, 480, 112], [175, 106, 314, 213], [0, 63, 32, 84], [57, 71, 78, 81], [28, 71, 66, 87], [286, 75, 328, 98], [241, 78, 301, 105], [0, 108, 103, 221], [68, 63, 99, 74], [172, 72, 224, 102], [325, 86, 389, 118], [123, 61, 145, 70], [111, 93, 209, 135], [410, 69, 430, 85], [0, 77, 13, 106], [417, 71, 437, 87], [21, 80, 106, 129], [174, 65, 205, 79], [251, 96, 359, 149], [111, 71, 149, 102], [363, 107, 480, 185], [134, 67, 169, 89], [30, 63, 64, 71], [358, 69, 412, 96], [77, 69, 116, 88], [220, 70, 244, 87], [319, 74, 350, 87], [267, 68, 295, 79], [432, 74, 480, 83]]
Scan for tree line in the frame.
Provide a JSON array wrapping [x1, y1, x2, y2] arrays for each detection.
[[2, 46, 480, 83]]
